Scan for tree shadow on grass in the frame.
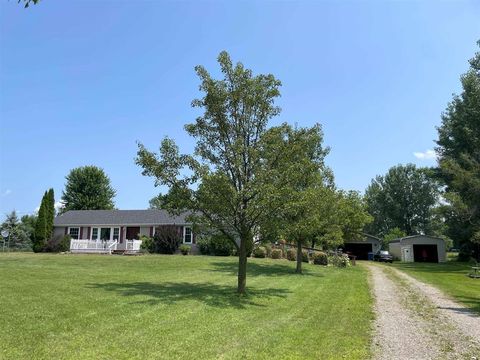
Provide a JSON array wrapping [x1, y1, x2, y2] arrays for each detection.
[[210, 260, 324, 278], [86, 281, 290, 309]]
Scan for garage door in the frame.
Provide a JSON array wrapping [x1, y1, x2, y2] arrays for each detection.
[[343, 243, 372, 260], [413, 244, 438, 263]]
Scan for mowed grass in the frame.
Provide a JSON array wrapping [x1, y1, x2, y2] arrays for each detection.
[[0, 253, 373, 360], [390, 259, 480, 314]]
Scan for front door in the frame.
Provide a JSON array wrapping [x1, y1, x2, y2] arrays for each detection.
[[126, 227, 140, 240]]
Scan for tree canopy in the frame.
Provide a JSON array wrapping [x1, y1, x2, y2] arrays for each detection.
[[137, 52, 332, 293], [436, 40, 480, 259], [365, 164, 440, 237], [61, 166, 116, 211]]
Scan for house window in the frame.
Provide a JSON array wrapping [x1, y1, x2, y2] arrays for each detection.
[[91, 228, 99, 240], [184, 227, 192, 244], [100, 228, 111, 241], [69, 227, 80, 240], [113, 228, 120, 241]]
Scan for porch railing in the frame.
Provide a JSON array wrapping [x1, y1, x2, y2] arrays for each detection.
[[70, 239, 118, 253], [125, 239, 142, 252]]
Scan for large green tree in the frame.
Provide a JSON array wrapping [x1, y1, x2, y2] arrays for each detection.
[[365, 164, 440, 237], [136, 52, 318, 293], [61, 166, 116, 211], [436, 40, 480, 259]]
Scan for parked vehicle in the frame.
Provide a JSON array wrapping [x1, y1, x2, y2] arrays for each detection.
[[373, 250, 393, 263]]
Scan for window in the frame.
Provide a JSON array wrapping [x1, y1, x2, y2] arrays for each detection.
[[69, 227, 80, 240], [91, 228, 98, 240], [184, 227, 192, 244], [100, 228, 111, 241], [113, 228, 120, 241]]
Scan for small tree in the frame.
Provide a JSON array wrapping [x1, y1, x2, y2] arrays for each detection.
[[62, 166, 116, 211], [153, 226, 182, 254], [0, 211, 31, 250]]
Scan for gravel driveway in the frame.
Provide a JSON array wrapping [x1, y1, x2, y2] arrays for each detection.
[[366, 263, 480, 360]]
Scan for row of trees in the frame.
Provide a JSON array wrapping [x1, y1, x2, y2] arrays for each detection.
[[1, 166, 117, 251], [136, 51, 372, 293]]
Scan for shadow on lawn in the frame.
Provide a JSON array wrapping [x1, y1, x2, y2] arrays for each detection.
[[86, 281, 290, 309], [210, 260, 323, 277]]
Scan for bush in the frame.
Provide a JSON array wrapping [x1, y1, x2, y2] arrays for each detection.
[[286, 248, 296, 261], [196, 238, 210, 255], [253, 246, 266, 258], [153, 226, 182, 254], [313, 251, 328, 265], [328, 253, 351, 268], [301, 250, 309, 263], [179, 244, 190, 255], [44, 234, 70, 253], [140, 235, 154, 253], [264, 243, 272, 257], [271, 248, 282, 259], [196, 234, 235, 256]]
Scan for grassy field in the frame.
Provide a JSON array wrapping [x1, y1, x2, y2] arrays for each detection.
[[0, 253, 373, 360], [391, 259, 480, 314]]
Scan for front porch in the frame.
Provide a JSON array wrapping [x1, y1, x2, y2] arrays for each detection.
[[70, 239, 142, 254]]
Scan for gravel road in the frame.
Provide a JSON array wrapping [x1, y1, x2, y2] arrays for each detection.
[[366, 263, 480, 360]]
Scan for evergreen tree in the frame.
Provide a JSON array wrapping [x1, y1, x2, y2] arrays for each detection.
[[436, 40, 480, 260], [46, 188, 55, 239], [1, 211, 31, 250], [33, 191, 48, 252]]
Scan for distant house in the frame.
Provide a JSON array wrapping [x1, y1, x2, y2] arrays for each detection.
[[53, 210, 195, 254], [389, 235, 446, 263], [343, 234, 382, 260]]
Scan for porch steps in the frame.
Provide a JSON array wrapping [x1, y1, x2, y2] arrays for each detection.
[[112, 250, 142, 256]]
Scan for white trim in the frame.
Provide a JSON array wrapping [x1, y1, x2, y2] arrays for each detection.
[[183, 226, 192, 244], [90, 226, 121, 241], [67, 227, 80, 240]]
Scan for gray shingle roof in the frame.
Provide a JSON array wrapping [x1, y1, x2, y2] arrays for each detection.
[[54, 210, 190, 226]]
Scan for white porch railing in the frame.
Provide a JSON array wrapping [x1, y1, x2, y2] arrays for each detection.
[[70, 239, 118, 254], [125, 239, 142, 252]]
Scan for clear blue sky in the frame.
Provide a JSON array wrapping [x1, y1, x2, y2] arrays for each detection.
[[1, 1, 479, 218]]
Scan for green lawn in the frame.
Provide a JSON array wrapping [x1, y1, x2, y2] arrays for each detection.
[[390, 260, 480, 314], [0, 253, 373, 360]]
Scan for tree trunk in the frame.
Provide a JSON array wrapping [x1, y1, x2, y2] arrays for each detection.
[[296, 240, 302, 274], [237, 238, 247, 294]]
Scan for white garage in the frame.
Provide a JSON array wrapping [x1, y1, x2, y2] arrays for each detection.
[[389, 235, 446, 263]]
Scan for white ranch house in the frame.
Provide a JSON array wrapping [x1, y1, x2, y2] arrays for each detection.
[[53, 209, 195, 254]]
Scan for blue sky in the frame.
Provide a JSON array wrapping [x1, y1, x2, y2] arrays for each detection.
[[1, 1, 479, 218]]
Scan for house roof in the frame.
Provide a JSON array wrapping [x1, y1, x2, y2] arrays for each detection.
[[389, 234, 445, 244], [54, 210, 190, 226]]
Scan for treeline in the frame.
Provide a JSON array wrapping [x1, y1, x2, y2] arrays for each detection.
[[363, 41, 480, 261]]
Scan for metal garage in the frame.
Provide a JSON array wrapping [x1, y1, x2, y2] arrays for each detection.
[[343, 234, 381, 260], [389, 235, 446, 263]]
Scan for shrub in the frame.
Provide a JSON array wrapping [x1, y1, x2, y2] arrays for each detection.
[[302, 250, 309, 263], [140, 235, 154, 253], [286, 248, 296, 261], [271, 248, 282, 259], [264, 243, 272, 257], [253, 246, 266, 258], [44, 234, 70, 253], [196, 234, 235, 256], [179, 244, 190, 255], [196, 238, 210, 255], [313, 251, 328, 265], [328, 253, 351, 267], [153, 226, 182, 254]]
